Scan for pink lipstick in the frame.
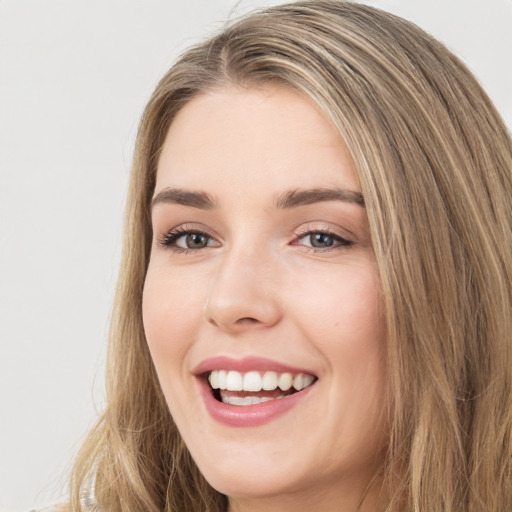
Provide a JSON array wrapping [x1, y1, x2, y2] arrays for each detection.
[[194, 356, 317, 427]]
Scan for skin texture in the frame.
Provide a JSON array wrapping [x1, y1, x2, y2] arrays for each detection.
[[143, 85, 389, 512]]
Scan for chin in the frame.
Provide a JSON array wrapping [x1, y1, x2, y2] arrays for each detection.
[[201, 464, 306, 500]]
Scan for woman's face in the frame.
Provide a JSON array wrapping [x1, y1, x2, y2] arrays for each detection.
[[143, 85, 388, 510]]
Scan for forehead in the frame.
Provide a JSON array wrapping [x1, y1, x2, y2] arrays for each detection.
[[155, 85, 360, 197]]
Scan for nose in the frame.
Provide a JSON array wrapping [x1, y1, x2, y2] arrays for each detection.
[[203, 247, 282, 333]]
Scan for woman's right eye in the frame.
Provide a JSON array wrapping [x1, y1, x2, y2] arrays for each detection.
[[159, 229, 220, 252]]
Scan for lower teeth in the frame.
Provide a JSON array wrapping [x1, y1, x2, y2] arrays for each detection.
[[221, 395, 284, 406], [212, 381, 304, 406]]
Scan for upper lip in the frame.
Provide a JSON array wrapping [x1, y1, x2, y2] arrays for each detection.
[[193, 355, 317, 376]]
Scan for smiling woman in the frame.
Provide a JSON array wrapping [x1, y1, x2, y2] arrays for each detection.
[[143, 86, 387, 508], [62, 1, 512, 511]]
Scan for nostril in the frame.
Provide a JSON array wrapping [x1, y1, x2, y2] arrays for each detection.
[[236, 317, 259, 325]]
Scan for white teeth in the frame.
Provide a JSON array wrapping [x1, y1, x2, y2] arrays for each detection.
[[209, 371, 219, 389], [208, 369, 315, 392], [226, 370, 243, 391], [292, 373, 314, 391], [262, 371, 278, 390], [228, 396, 253, 406], [218, 370, 227, 389], [302, 374, 314, 388], [243, 371, 262, 392], [278, 372, 293, 391], [222, 395, 276, 406]]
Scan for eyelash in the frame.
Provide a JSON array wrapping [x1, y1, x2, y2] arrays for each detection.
[[158, 227, 354, 254], [292, 229, 354, 252], [159, 226, 215, 254]]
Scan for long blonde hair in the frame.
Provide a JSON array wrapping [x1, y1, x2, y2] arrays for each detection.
[[70, 1, 512, 510]]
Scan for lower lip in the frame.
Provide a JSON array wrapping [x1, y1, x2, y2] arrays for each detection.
[[197, 377, 314, 427]]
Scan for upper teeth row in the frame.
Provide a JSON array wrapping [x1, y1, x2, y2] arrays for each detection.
[[208, 370, 315, 392]]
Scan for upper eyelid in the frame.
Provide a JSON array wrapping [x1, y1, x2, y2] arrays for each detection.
[[161, 223, 219, 238], [156, 221, 355, 245], [161, 225, 217, 238], [293, 222, 355, 240]]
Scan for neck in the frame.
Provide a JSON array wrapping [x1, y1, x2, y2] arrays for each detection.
[[227, 473, 388, 512]]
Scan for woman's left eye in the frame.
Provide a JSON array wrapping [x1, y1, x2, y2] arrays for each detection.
[[295, 231, 353, 250], [160, 229, 219, 252]]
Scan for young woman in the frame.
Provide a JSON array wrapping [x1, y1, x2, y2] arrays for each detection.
[[63, 1, 512, 511]]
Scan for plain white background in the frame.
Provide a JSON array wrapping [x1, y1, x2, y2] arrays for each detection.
[[1, 1, 510, 510]]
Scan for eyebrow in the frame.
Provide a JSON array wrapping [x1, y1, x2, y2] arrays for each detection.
[[274, 187, 365, 208], [150, 186, 365, 211], [151, 188, 215, 210]]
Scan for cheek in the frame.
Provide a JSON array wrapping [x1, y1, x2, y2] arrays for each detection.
[[291, 261, 387, 410], [142, 264, 204, 374], [293, 262, 384, 350]]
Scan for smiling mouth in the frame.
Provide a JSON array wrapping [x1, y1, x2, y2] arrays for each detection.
[[207, 370, 317, 405]]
